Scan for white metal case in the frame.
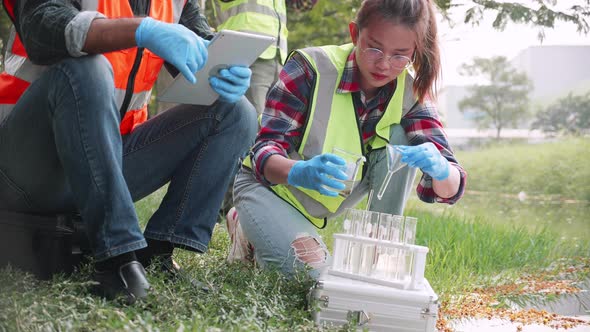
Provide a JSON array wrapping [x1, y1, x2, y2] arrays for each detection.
[[309, 274, 438, 332]]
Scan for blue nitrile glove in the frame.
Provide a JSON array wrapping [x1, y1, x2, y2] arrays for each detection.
[[135, 17, 209, 84], [396, 142, 450, 181], [209, 66, 252, 103], [287, 153, 349, 197]]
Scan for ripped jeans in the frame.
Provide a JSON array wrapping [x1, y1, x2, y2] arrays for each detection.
[[233, 126, 417, 279]]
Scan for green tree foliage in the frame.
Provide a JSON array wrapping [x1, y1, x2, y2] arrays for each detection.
[[287, 0, 361, 51], [287, 0, 590, 53], [458, 56, 533, 139], [531, 92, 590, 136], [458, 0, 590, 41], [0, 3, 11, 71], [2, 0, 589, 70]]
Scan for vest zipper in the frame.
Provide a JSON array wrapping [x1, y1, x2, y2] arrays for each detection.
[[119, 0, 152, 120], [119, 47, 145, 120]]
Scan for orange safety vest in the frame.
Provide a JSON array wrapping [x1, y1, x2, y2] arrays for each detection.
[[0, 0, 186, 134]]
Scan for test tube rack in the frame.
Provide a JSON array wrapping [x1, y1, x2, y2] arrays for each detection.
[[328, 209, 429, 290]]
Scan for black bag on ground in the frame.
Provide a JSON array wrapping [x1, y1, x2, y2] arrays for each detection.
[[0, 210, 91, 280]]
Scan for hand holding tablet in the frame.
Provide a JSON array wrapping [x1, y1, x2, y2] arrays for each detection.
[[157, 30, 276, 105], [209, 66, 252, 103]]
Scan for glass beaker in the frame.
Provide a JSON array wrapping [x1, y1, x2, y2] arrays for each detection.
[[331, 148, 366, 197]]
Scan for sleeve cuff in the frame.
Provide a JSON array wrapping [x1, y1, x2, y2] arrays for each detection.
[[252, 143, 289, 186], [65, 11, 106, 57], [435, 162, 467, 204], [256, 152, 280, 186]]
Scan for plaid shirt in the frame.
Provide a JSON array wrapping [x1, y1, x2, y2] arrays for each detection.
[[251, 49, 466, 204]]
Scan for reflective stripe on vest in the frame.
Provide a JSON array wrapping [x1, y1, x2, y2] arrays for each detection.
[[268, 44, 414, 228], [212, 0, 287, 63], [0, 0, 186, 133]]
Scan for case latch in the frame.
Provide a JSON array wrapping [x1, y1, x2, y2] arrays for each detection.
[[347, 310, 371, 326], [421, 307, 437, 318], [318, 295, 329, 308]]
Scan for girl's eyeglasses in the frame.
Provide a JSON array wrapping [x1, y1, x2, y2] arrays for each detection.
[[361, 47, 414, 70]]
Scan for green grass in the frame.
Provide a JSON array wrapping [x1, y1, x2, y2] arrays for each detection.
[[1, 199, 587, 331], [1, 139, 589, 330], [0, 222, 317, 331], [405, 207, 588, 295], [420, 138, 590, 239], [455, 138, 590, 200]]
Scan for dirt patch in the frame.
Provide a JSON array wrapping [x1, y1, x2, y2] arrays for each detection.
[[437, 257, 590, 331]]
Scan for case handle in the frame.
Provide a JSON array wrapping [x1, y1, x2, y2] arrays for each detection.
[[347, 310, 371, 326]]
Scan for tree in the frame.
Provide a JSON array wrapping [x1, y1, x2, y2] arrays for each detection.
[[531, 92, 590, 136], [437, 0, 590, 41], [458, 56, 533, 139], [287, 0, 590, 51], [287, 0, 361, 51], [2, 0, 590, 71]]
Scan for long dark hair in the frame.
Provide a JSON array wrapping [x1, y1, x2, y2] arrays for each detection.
[[355, 0, 440, 102]]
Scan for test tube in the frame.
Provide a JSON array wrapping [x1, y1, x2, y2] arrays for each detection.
[[373, 213, 392, 279], [345, 209, 363, 273], [403, 216, 418, 245], [396, 216, 417, 282], [341, 208, 353, 235], [359, 211, 379, 275], [387, 215, 405, 280], [331, 236, 345, 271]]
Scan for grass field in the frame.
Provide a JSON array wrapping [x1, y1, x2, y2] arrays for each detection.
[[455, 138, 590, 200], [1, 139, 588, 331]]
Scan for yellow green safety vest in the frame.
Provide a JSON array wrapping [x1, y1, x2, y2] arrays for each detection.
[[211, 0, 288, 63], [245, 43, 417, 228]]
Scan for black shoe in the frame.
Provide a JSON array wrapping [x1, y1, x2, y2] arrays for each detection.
[[93, 261, 151, 304], [148, 256, 210, 293]]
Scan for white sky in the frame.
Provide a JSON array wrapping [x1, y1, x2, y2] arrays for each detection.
[[438, 2, 590, 86]]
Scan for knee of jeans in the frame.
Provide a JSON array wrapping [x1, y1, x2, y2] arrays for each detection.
[[232, 97, 258, 141], [290, 233, 329, 270], [60, 55, 115, 92]]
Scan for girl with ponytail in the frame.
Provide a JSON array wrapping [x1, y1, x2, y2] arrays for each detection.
[[226, 0, 467, 279]]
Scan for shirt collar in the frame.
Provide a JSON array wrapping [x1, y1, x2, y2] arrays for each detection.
[[336, 49, 361, 94]]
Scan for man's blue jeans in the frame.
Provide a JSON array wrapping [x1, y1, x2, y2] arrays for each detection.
[[0, 55, 258, 261]]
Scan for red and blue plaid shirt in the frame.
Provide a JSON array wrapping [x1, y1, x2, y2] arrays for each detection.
[[250, 49, 466, 204]]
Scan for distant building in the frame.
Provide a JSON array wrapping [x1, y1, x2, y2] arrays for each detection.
[[438, 45, 590, 132], [437, 85, 470, 129], [511, 45, 590, 103]]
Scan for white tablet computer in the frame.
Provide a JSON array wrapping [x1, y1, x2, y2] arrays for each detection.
[[157, 30, 276, 105]]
